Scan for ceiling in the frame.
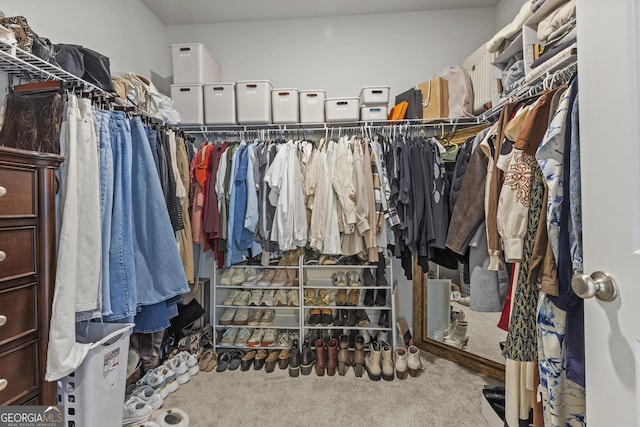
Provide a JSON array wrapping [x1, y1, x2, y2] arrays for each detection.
[[141, 0, 500, 26]]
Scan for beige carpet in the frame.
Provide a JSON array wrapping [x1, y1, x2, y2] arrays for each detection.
[[157, 350, 501, 427]]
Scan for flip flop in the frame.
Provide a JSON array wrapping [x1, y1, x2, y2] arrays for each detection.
[[216, 351, 230, 373], [228, 350, 244, 371], [199, 349, 217, 372]]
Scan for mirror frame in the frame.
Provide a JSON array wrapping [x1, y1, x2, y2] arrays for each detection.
[[412, 259, 505, 381]]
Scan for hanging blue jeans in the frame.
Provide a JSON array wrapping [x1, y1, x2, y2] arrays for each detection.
[[104, 111, 137, 322]]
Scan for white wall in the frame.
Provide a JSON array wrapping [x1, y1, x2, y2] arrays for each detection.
[[166, 8, 496, 101], [0, 0, 171, 92], [495, 0, 528, 30]]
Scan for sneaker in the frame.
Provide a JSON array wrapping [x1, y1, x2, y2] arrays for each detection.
[[247, 309, 264, 326], [248, 290, 263, 306], [270, 270, 288, 286], [274, 289, 288, 306], [219, 328, 238, 347], [260, 290, 275, 306], [223, 290, 241, 306], [154, 365, 177, 397], [244, 268, 260, 284], [230, 269, 246, 286], [248, 329, 263, 347], [155, 408, 189, 427], [219, 269, 234, 286], [235, 328, 252, 346], [287, 289, 299, 307], [122, 396, 152, 426], [233, 308, 249, 325], [276, 331, 291, 348], [219, 308, 236, 326], [259, 309, 276, 326], [261, 328, 277, 347], [136, 368, 165, 392], [129, 385, 164, 410], [177, 351, 199, 377], [166, 357, 191, 384], [232, 290, 251, 306], [257, 269, 276, 286]]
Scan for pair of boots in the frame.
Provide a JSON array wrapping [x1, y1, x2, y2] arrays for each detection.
[[131, 331, 165, 373], [364, 341, 394, 381], [393, 345, 423, 379], [444, 310, 469, 349], [363, 252, 388, 307], [314, 338, 338, 376]]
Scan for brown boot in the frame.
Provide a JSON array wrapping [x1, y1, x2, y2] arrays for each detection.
[[337, 334, 350, 376], [326, 338, 338, 376], [131, 332, 155, 373], [353, 335, 365, 377], [314, 339, 326, 376], [151, 330, 165, 368]]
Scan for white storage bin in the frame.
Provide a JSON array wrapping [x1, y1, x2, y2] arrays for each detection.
[[58, 323, 134, 427], [236, 80, 273, 124], [171, 43, 221, 84], [361, 105, 388, 121], [299, 90, 326, 123], [171, 84, 204, 125], [272, 88, 299, 124], [359, 86, 390, 106], [325, 97, 360, 123], [204, 83, 236, 125]]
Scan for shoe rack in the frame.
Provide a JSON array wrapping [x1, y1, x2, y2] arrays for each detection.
[[300, 258, 397, 350], [212, 256, 303, 352]]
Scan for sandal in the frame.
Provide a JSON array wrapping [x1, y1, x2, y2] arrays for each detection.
[[216, 351, 231, 372], [304, 289, 317, 306], [228, 350, 245, 371], [347, 270, 361, 287], [199, 349, 217, 372], [332, 271, 347, 287]]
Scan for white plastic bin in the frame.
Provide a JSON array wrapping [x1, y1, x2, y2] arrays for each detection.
[[299, 90, 326, 123], [171, 84, 204, 125], [204, 83, 236, 125], [236, 80, 273, 124], [171, 43, 221, 84], [325, 97, 360, 123], [271, 89, 299, 124], [359, 86, 390, 106], [58, 322, 134, 427], [360, 105, 388, 121]]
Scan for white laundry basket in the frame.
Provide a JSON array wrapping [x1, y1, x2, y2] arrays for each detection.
[[58, 322, 134, 427]]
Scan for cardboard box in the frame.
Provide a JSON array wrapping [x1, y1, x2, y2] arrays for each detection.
[[417, 77, 449, 119]]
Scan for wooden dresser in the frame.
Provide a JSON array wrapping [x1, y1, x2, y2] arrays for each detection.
[[0, 146, 62, 406]]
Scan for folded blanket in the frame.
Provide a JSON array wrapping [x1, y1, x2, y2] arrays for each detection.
[[537, 0, 576, 42], [487, 2, 534, 53]]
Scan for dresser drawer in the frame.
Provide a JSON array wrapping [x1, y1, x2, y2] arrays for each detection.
[[0, 166, 36, 218], [0, 283, 37, 346], [0, 341, 38, 405], [0, 227, 36, 282]]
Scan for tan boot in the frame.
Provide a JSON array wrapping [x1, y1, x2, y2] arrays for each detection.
[[394, 347, 408, 380], [380, 342, 394, 381], [407, 345, 423, 377], [364, 341, 382, 381], [353, 335, 365, 377]]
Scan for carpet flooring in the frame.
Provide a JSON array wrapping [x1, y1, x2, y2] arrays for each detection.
[[154, 350, 501, 427]]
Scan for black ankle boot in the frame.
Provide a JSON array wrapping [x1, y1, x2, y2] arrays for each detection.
[[363, 289, 375, 307], [345, 309, 357, 327], [288, 339, 300, 377], [374, 288, 387, 307], [378, 310, 389, 328], [300, 337, 315, 375]]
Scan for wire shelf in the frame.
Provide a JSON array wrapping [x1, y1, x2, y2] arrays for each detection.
[[0, 41, 105, 93]]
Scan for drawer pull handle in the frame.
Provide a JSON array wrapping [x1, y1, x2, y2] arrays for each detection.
[[0, 315, 6, 327], [0, 379, 7, 392], [0, 186, 6, 197], [0, 251, 5, 262]]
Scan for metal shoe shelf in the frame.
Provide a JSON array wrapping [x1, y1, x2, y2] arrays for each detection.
[[211, 256, 397, 352], [300, 261, 397, 348], [211, 261, 303, 352]]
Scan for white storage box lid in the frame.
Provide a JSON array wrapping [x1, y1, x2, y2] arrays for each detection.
[[272, 88, 299, 94], [326, 97, 360, 102], [204, 82, 235, 87], [237, 80, 273, 87], [300, 90, 326, 94], [171, 43, 219, 59]]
